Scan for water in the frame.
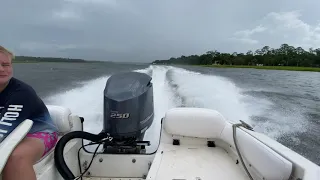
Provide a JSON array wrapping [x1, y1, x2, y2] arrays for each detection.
[[12, 62, 320, 165], [177, 65, 320, 164]]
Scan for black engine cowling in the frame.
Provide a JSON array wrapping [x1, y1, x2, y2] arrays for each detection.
[[102, 71, 154, 153]]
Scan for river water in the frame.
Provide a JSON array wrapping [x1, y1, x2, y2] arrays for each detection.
[[12, 62, 320, 165]]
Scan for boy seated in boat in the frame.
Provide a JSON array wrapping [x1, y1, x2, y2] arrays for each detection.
[[0, 46, 59, 180]]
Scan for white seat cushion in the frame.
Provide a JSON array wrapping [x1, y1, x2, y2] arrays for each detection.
[[47, 105, 72, 134], [163, 107, 227, 139], [32, 106, 81, 177]]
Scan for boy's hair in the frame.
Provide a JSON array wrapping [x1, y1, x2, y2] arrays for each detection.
[[0, 46, 15, 60]]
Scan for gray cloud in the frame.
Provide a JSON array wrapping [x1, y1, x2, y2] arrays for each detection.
[[1, 0, 320, 62]]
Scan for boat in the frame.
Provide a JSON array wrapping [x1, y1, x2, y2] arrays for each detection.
[[0, 71, 319, 180]]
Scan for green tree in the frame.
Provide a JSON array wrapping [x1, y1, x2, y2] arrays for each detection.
[[152, 43, 320, 67]]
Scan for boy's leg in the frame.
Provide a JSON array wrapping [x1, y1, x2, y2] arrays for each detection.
[[2, 137, 45, 180]]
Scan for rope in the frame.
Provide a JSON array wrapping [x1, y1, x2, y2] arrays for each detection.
[[232, 121, 254, 180]]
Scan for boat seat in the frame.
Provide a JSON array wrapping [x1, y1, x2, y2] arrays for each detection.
[[163, 107, 227, 139], [33, 105, 76, 173], [163, 107, 293, 180], [47, 105, 73, 135]]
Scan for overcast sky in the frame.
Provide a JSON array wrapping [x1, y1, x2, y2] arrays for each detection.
[[1, 0, 320, 62]]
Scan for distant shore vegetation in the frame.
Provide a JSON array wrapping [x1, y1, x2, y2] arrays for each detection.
[[12, 56, 104, 63], [152, 44, 320, 71]]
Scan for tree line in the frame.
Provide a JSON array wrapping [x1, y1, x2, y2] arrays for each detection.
[[13, 56, 87, 63], [152, 44, 320, 67]]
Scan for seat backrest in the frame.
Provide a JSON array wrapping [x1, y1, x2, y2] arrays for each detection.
[[163, 107, 226, 139], [47, 105, 72, 134]]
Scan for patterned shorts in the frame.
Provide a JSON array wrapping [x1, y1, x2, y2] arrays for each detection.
[[26, 131, 58, 157]]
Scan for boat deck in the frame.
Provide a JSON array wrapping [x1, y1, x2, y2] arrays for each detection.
[[84, 144, 249, 180], [153, 144, 249, 180]]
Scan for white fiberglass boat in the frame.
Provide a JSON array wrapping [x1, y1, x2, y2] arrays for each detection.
[[0, 72, 319, 180]]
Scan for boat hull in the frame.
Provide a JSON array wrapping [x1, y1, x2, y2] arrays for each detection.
[[0, 106, 319, 180]]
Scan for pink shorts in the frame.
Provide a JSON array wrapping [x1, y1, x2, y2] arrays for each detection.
[[26, 131, 58, 157]]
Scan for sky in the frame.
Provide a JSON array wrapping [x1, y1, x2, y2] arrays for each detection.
[[1, 0, 320, 62]]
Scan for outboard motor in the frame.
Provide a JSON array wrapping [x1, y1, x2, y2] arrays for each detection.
[[54, 71, 154, 180], [101, 71, 154, 154]]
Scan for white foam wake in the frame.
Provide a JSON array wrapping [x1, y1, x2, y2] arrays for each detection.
[[167, 67, 251, 123], [45, 65, 298, 152], [46, 66, 177, 153], [46, 76, 110, 134]]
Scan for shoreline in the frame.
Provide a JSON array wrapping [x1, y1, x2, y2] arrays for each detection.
[[12, 61, 107, 64], [198, 65, 320, 72]]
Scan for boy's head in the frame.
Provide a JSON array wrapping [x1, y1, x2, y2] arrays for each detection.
[[0, 46, 14, 85]]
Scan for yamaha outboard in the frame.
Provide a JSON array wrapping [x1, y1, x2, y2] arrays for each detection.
[[102, 71, 154, 153], [54, 71, 154, 180]]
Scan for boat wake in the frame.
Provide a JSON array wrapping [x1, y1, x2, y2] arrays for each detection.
[[45, 65, 305, 153]]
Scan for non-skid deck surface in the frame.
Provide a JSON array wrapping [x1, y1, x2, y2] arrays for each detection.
[[154, 144, 249, 180], [84, 145, 249, 180]]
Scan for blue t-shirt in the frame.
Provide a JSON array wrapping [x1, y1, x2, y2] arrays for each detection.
[[0, 77, 58, 143]]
